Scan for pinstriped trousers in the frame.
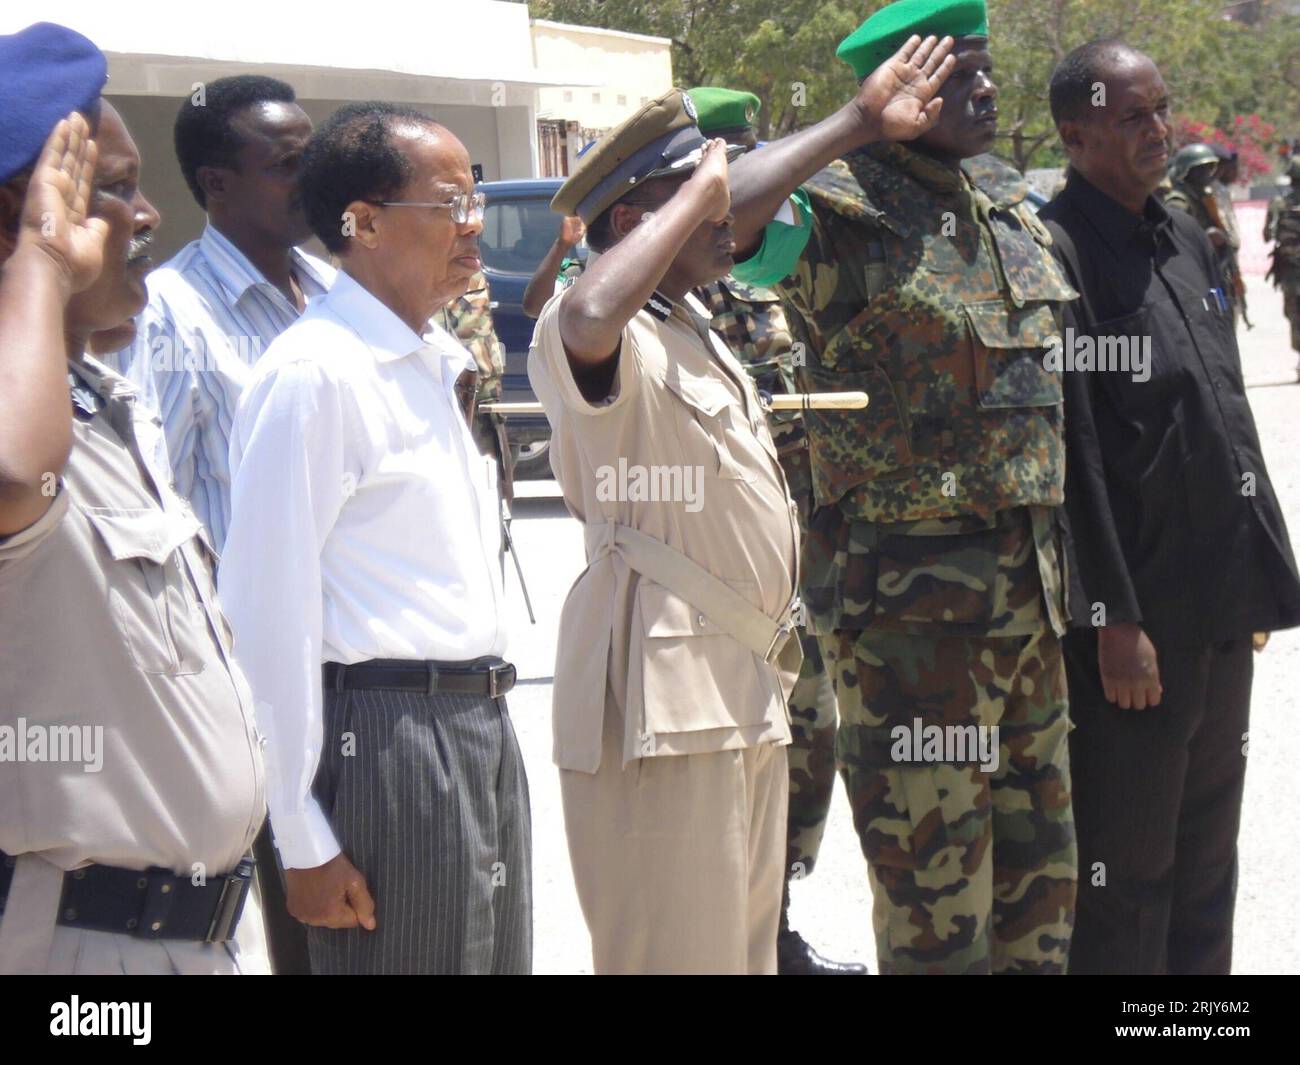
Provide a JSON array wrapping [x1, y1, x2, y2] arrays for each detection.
[[307, 687, 532, 974]]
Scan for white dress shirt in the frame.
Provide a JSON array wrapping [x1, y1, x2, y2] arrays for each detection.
[[218, 270, 508, 869], [116, 224, 335, 550]]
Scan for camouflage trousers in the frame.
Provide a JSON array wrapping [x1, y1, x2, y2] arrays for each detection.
[[826, 625, 1077, 974], [782, 443, 840, 884]]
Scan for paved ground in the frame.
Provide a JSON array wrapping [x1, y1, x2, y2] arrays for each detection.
[[500, 272, 1300, 975]]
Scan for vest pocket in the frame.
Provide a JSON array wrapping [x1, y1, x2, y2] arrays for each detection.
[[966, 301, 1063, 409], [802, 362, 914, 507]]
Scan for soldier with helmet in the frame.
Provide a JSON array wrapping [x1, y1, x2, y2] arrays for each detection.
[[1165, 143, 1247, 323], [1265, 156, 1300, 378]]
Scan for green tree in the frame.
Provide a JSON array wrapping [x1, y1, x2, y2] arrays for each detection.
[[523, 0, 1300, 173]]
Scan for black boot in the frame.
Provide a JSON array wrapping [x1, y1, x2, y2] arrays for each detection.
[[777, 881, 869, 975]]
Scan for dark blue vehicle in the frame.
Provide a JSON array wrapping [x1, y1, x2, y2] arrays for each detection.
[[480, 178, 586, 479]]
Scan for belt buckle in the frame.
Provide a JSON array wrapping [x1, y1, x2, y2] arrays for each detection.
[[765, 598, 801, 665], [488, 662, 515, 699], [765, 621, 793, 665], [205, 859, 254, 943]]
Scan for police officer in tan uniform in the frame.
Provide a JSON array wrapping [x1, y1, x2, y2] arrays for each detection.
[[0, 23, 267, 975], [530, 48, 950, 975], [688, 86, 865, 976]]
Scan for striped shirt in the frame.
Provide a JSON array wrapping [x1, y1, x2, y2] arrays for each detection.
[[119, 224, 335, 550]]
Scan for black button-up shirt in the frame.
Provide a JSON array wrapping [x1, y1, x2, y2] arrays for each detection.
[[1040, 169, 1300, 645]]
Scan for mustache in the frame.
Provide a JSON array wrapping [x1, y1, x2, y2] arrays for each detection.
[[126, 231, 154, 261]]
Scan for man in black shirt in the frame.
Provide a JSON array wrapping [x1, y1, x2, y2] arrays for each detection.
[[1040, 39, 1300, 974]]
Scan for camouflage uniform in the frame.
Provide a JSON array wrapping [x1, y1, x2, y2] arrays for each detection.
[[556, 257, 584, 293], [742, 142, 1078, 974], [1265, 177, 1300, 356], [438, 270, 513, 498], [695, 276, 840, 882], [1164, 180, 1247, 323]]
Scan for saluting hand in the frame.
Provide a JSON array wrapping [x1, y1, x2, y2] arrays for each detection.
[[559, 214, 586, 247], [856, 34, 957, 143], [19, 112, 108, 294], [685, 137, 731, 223]]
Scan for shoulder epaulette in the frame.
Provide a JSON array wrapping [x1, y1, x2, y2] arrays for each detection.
[[644, 293, 673, 321]]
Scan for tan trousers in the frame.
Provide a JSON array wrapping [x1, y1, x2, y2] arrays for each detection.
[[560, 703, 788, 974], [0, 853, 270, 975]]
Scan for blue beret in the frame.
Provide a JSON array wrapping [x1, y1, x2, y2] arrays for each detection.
[[0, 23, 107, 185]]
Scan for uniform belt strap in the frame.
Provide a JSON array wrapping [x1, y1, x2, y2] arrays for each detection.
[[590, 520, 798, 665]]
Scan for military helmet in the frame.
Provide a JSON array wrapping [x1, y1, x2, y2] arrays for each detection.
[[1287, 155, 1300, 183], [1170, 143, 1221, 184]]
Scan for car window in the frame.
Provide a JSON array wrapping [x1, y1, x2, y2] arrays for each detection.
[[481, 197, 571, 276]]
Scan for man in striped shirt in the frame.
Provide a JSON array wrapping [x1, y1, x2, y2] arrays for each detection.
[[118, 74, 332, 976], [121, 75, 334, 551]]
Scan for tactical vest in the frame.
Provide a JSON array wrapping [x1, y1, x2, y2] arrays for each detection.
[[791, 148, 1075, 524]]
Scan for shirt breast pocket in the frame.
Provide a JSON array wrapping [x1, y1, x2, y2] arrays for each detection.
[[662, 369, 754, 483], [83, 507, 206, 676], [1093, 303, 1185, 409]]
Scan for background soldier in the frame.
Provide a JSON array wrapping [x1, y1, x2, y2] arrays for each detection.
[[1265, 156, 1300, 377], [688, 85, 864, 976], [728, 0, 1078, 974], [438, 269, 514, 498], [1165, 143, 1247, 324], [522, 214, 586, 318]]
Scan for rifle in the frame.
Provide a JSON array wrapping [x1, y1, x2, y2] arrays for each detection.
[[1202, 189, 1253, 328]]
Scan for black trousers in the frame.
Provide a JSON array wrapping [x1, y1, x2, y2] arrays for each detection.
[[307, 686, 532, 974], [252, 821, 312, 974], [1064, 630, 1253, 974]]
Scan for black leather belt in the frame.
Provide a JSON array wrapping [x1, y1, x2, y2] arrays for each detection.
[[323, 656, 516, 698], [0, 850, 254, 943]]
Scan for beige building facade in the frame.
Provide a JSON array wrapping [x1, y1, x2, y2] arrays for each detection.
[[5, 1, 602, 262], [530, 19, 674, 177]]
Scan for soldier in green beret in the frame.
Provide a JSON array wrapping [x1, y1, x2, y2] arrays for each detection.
[[726, 0, 1079, 974], [688, 85, 866, 976]]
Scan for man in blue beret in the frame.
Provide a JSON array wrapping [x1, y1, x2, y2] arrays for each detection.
[[726, 0, 1080, 973], [0, 22, 269, 975]]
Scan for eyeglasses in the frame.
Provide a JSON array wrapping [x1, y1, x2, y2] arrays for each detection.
[[374, 190, 486, 224]]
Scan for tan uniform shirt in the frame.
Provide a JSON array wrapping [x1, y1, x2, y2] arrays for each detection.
[[0, 358, 265, 881], [529, 279, 799, 773]]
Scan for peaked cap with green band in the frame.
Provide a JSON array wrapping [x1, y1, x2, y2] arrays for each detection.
[[837, 0, 988, 79], [551, 88, 745, 223], [687, 87, 761, 136]]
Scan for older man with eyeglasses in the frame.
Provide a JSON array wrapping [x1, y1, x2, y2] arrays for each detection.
[[218, 102, 531, 974]]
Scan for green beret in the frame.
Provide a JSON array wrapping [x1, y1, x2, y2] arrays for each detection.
[[837, 0, 988, 80], [551, 88, 743, 223], [687, 87, 760, 136]]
